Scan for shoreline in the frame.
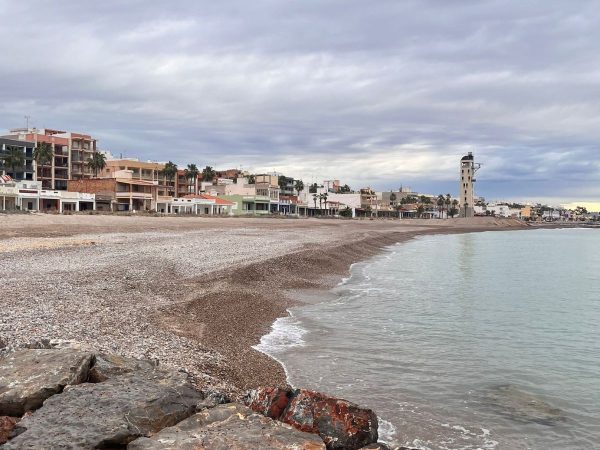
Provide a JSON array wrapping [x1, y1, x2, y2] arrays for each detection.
[[0, 215, 528, 401], [173, 221, 532, 396]]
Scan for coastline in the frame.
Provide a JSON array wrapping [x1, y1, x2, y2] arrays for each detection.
[[0, 214, 526, 400]]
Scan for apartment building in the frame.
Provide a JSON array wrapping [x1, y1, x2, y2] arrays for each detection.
[[255, 174, 280, 213], [100, 158, 173, 197], [3, 128, 98, 189], [0, 137, 35, 181], [68, 169, 161, 212]]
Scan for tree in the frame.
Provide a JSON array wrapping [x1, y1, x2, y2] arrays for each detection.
[[86, 152, 107, 177], [202, 165, 216, 183], [437, 195, 445, 219], [247, 174, 255, 184], [420, 195, 432, 204], [309, 183, 318, 194], [451, 199, 459, 218], [339, 184, 351, 193], [322, 192, 328, 214], [294, 179, 304, 195], [161, 161, 178, 195], [184, 164, 199, 193], [339, 206, 352, 217], [318, 193, 323, 211], [33, 142, 53, 187], [3, 146, 25, 180], [445, 194, 451, 217], [312, 193, 318, 211], [417, 204, 425, 218]]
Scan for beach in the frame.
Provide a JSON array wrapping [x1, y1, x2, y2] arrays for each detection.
[[0, 214, 524, 399]]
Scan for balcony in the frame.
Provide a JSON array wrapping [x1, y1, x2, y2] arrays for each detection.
[[115, 191, 153, 199]]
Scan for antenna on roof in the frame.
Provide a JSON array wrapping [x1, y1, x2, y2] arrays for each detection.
[[24, 115, 31, 129]]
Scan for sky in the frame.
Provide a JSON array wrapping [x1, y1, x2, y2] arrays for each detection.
[[1, 1, 599, 208]]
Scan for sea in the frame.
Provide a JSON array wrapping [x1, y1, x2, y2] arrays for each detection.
[[255, 228, 600, 450]]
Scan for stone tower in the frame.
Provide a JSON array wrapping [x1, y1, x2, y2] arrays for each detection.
[[459, 152, 478, 217]]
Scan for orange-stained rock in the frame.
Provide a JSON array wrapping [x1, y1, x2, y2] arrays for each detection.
[[245, 387, 379, 450], [244, 387, 292, 419], [0, 416, 18, 444]]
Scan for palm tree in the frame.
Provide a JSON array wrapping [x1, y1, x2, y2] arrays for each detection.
[[294, 179, 304, 196], [389, 192, 397, 206], [86, 152, 107, 177], [312, 193, 318, 213], [202, 165, 216, 183], [161, 161, 178, 196], [436, 195, 445, 219], [445, 194, 451, 218], [33, 142, 53, 188], [322, 192, 328, 215], [417, 204, 425, 218], [451, 199, 459, 218], [184, 164, 199, 194], [318, 193, 324, 213], [3, 146, 25, 180]]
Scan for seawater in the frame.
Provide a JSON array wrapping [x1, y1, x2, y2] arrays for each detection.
[[255, 228, 600, 450]]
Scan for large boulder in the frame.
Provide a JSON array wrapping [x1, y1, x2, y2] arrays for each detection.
[[4, 369, 202, 449], [0, 416, 19, 445], [244, 388, 379, 450], [0, 348, 93, 416], [88, 353, 158, 382], [244, 386, 292, 419], [128, 403, 326, 450], [282, 389, 378, 449]]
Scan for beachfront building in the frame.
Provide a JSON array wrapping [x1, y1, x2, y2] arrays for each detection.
[[169, 194, 234, 215], [255, 174, 280, 213], [3, 128, 98, 190], [0, 137, 36, 182], [0, 178, 96, 212], [68, 169, 164, 212], [100, 158, 174, 197], [459, 152, 480, 218]]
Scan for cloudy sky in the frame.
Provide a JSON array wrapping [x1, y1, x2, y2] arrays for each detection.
[[1, 1, 599, 207]]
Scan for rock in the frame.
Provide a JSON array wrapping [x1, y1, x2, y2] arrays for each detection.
[[244, 387, 379, 450], [281, 389, 378, 450], [4, 369, 202, 449], [0, 416, 19, 445], [244, 386, 292, 419], [88, 353, 158, 382], [128, 403, 326, 449], [0, 348, 93, 416], [195, 388, 231, 411]]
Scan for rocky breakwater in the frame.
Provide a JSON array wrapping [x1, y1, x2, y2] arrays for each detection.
[[0, 341, 392, 449]]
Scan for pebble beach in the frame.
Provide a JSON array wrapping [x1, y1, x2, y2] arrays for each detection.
[[0, 214, 524, 399]]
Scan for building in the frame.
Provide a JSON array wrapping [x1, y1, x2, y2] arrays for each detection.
[[0, 137, 35, 181], [255, 174, 280, 213], [68, 170, 162, 212], [459, 152, 480, 217], [100, 158, 173, 197], [4, 128, 98, 190], [0, 178, 96, 212], [169, 194, 234, 215]]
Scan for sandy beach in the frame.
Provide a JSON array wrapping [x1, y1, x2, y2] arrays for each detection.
[[0, 213, 524, 398]]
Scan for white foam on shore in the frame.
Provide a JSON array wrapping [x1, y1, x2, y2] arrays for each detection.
[[252, 312, 308, 385], [377, 417, 398, 445]]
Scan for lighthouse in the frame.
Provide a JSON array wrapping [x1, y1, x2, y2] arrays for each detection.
[[459, 152, 480, 218]]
